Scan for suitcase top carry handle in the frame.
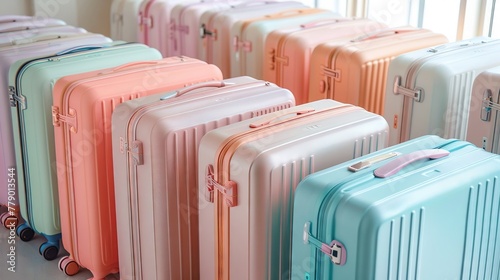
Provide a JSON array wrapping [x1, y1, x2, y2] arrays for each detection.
[[160, 81, 229, 100], [373, 149, 450, 178], [99, 60, 164, 75], [300, 17, 353, 28], [350, 27, 418, 42], [12, 33, 70, 45], [249, 107, 316, 128]]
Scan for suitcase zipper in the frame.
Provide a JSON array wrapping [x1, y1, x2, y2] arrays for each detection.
[[394, 39, 496, 142], [208, 104, 358, 280], [307, 139, 471, 277]]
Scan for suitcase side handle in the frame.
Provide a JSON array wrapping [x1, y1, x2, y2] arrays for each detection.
[[350, 26, 419, 42], [249, 107, 316, 128], [160, 81, 228, 100], [373, 149, 450, 178]]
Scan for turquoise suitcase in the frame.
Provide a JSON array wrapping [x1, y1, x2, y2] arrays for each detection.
[[8, 42, 162, 261], [291, 135, 500, 279]]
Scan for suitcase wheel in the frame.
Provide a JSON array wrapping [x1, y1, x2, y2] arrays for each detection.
[[0, 211, 19, 229], [58, 256, 80, 276], [16, 223, 35, 241], [39, 242, 59, 261]]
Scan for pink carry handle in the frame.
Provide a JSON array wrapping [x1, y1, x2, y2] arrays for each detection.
[[160, 81, 228, 100], [300, 17, 353, 29], [249, 107, 315, 128], [100, 61, 163, 75], [374, 149, 450, 178], [350, 27, 418, 42]]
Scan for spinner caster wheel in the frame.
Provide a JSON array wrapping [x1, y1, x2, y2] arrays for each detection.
[[16, 223, 34, 241], [39, 242, 59, 260], [0, 212, 18, 229], [58, 256, 80, 276]]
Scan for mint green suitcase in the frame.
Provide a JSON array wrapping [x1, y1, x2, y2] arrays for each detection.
[[8, 42, 162, 261]]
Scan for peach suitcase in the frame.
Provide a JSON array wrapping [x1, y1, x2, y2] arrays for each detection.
[[308, 27, 449, 115], [52, 57, 222, 279], [262, 18, 387, 105], [112, 76, 295, 280], [198, 99, 390, 280]]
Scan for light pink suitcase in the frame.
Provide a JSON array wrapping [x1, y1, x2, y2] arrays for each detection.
[[198, 99, 389, 280], [0, 32, 104, 230], [112, 76, 295, 280], [168, 1, 245, 58], [137, 0, 196, 56], [52, 57, 222, 279], [262, 18, 388, 105], [199, 0, 307, 78], [466, 66, 500, 154], [0, 24, 85, 44]]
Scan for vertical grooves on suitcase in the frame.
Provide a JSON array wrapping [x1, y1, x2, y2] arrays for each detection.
[[462, 177, 500, 280], [361, 57, 391, 114], [386, 208, 424, 280], [447, 71, 475, 140], [353, 133, 384, 158]]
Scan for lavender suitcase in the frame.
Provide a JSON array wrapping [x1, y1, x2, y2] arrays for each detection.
[[292, 135, 500, 280], [198, 99, 389, 280], [466, 66, 500, 154], [112, 76, 295, 280], [0, 24, 86, 44]]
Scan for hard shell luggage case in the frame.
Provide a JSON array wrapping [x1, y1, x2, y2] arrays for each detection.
[[112, 76, 295, 280], [466, 65, 500, 154], [8, 42, 162, 263], [383, 37, 500, 146], [230, 8, 339, 79], [110, 0, 142, 42], [52, 56, 223, 279], [308, 27, 449, 115], [199, 0, 307, 77], [0, 17, 66, 35], [0, 32, 105, 230], [198, 99, 390, 280], [263, 18, 388, 105], [169, 1, 244, 59], [0, 15, 60, 26], [0, 24, 86, 44], [291, 135, 500, 280]]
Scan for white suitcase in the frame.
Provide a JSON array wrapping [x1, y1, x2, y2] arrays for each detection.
[[466, 66, 500, 154], [384, 37, 500, 146], [110, 0, 142, 42]]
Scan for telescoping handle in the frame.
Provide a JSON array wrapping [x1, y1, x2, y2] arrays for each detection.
[[373, 149, 450, 178], [160, 81, 229, 100], [248, 107, 316, 128]]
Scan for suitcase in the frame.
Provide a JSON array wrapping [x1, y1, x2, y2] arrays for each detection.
[[383, 37, 500, 146], [110, 0, 142, 42], [8, 42, 162, 263], [230, 8, 340, 79], [466, 65, 500, 154], [52, 56, 223, 279], [169, 1, 244, 59], [308, 27, 449, 115], [291, 135, 500, 280], [0, 17, 66, 34], [198, 99, 390, 280], [199, 0, 307, 78], [263, 18, 388, 105], [0, 32, 105, 230], [112, 76, 295, 280], [137, 0, 196, 56], [0, 24, 86, 44], [0, 15, 50, 25]]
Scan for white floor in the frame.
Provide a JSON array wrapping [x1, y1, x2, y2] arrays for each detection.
[[0, 224, 119, 280]]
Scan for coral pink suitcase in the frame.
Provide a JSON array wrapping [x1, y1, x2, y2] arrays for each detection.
[[52, 57, 223, 279], [198, 99, 390, 280], [308, 27, 449, 115], [112, 76, 295, 280], [199, 0, 307, 77], [262, 18, 387, 105], [0, 32, 102, 230]]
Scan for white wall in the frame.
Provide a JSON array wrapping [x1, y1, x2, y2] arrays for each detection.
[[0, 0, 112, 37]]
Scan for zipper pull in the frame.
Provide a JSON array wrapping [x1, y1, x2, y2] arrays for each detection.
[[129, 140, 144, 165], [303, 222, 347, 266], [51, 106, 78, 133], [9, 86, 26, 109]]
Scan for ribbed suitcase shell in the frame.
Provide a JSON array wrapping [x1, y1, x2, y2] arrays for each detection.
[[169, 1, 244, 59], [198, 99, 389, 280], [112, 76, 295, 280], [466, 66, 500, 154], [52, 56, 222, 279], [383, 37, 500, 146], [0, 25, 86, 44], [308, 27, 449, 115], [291, 135, 500, 280], [263, 18, 387, 105], [0, 32, 103, 230], [8, 43, 161, 262], [199, 0, 307, 77], [110, 0, 142, 42], [229, 8, 339, 79]]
